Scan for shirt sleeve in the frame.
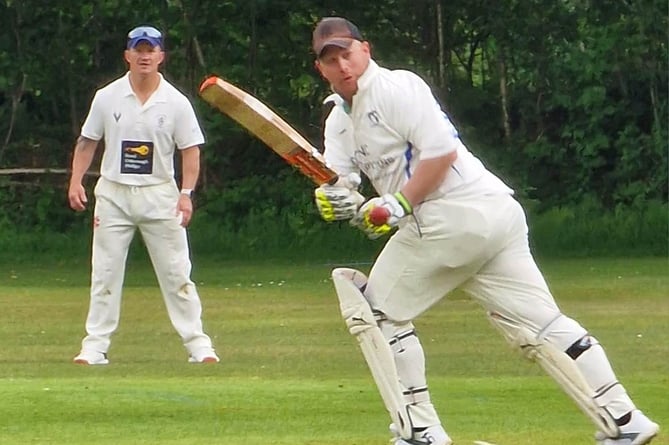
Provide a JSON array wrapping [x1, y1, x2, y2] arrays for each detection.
[[384, 71, 464, 160], [80, 91, 104, 141], [322, 105, 359, 177], [174, 96, 206, 149]]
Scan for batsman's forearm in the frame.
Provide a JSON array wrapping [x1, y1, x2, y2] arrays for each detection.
[[401, 151, 458, 206], [180, 146, 200, 189], [70, 136, 98, 184], [400, 151, 456, 207]]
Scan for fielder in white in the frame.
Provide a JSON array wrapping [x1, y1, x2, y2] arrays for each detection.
[[311, 17, 659, 445], [68, 25, 218, 365]]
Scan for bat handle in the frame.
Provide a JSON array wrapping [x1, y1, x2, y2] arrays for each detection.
[[336, 172, 361, 189]]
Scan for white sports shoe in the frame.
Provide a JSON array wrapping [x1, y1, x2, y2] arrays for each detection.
[[73, 351, 109, 365], [390, 423, 453, 445], [188, 349, 220, 363], [595, 410, 659, 445]]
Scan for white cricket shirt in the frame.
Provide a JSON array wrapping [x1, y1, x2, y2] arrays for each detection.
[[323, 60, 512, 201], [81, 72, 205, 186]]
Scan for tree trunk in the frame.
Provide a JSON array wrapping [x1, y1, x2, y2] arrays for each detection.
[[436, 0, 445, 90], [650, 81, 660, 134], [498, 50, 511, 142], [0, 74, 26, 165]]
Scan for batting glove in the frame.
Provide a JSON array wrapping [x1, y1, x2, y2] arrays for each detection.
[[315, 186, 365, 221], [350, 192, 413, 239]]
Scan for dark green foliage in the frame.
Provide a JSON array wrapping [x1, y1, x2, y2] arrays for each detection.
[[0, 174, 665, 262], [528, 197, 668, 257], [0, 0, 666, 256], [0, 176, 80, 231], [189, 172, 379, 261]]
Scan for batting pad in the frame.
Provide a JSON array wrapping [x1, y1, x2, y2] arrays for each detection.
[[332, 268, 413, 439], [488, 311, 619, 437]]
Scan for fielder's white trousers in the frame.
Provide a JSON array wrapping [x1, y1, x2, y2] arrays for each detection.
[[79, 177, 214, 357]]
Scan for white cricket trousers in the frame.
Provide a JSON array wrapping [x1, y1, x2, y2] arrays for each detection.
[[366, 193, 568, 338], [79, 177, 214, 356], [365, 193, 636, 421]]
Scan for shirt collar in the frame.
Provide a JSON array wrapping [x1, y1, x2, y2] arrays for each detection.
[[324, 59, 379, 113], [356, 59, 379, 94], [121, 72, 167, 102]]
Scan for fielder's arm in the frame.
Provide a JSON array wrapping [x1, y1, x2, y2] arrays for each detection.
[[180, 146, 200, 191], [178, 146, 200, 227], [176, 145, 200, 227], [68, 136, 99, 211]]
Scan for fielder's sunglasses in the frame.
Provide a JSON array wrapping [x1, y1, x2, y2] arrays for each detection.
[[127, 26, 162, 40], [126, 26, 163, 49]]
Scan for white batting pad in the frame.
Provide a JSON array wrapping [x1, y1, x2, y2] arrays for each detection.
[[487, 312, 619, 437], [332, 268, 413, 439]]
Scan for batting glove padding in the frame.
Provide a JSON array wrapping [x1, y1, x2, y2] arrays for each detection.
[[315, 185, 365, 222], [351, 192, 413, 239]]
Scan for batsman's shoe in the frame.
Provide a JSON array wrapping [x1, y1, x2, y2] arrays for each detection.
[[595, 410, 659, 445], [188, 350, 220, 363], [390, 423, 452, 445], [73, 351, 109, 365]]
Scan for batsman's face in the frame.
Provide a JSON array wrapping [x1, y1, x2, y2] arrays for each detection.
[[316, 40, 371, 102], [124, 43, 164, 75]]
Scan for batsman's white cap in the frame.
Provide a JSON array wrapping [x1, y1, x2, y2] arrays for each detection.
[[312, 17, 363, 58]]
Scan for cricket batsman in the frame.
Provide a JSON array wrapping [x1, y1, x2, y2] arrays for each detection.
[[310, 16, 659, 445]]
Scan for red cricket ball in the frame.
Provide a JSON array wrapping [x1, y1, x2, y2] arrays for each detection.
[[368, 206, 390, 225]]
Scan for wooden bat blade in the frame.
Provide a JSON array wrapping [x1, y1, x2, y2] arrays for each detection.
[[199, 76, 338, 186]]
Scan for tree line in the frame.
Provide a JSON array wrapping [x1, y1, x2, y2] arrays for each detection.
[[0, 0, 666, 234]]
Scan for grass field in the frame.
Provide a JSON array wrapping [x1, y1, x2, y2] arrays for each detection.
[[0, 256, 667, 445]]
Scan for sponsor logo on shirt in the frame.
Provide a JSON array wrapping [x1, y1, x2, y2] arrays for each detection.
[[352, 143, 397, 181], [121, 140, 154, 174]]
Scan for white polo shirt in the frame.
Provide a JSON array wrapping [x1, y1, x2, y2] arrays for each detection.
[[323, 60, 512, 201], [81, 72, 205, 186]]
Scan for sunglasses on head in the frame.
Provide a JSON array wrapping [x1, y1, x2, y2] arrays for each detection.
[[127, 26, 162, 40]]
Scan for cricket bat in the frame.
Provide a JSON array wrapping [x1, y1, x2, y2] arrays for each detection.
[[199, 76, 339, 186]]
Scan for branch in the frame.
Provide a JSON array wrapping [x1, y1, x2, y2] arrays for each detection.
[[0, 168, 99, 176]]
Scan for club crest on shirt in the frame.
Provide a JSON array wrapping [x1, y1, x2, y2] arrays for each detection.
[[367, 110, 380, 127], [156, 114, 166, 128]]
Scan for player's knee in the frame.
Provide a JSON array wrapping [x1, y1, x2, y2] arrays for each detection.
[[332, 268, 376, 335], [538, 314, 605, 364], [91, 262, 115, 290], [378, 318, 418, 353], [335, 267, 369, 292], [565, 334, 600, 359], [540, 314, 589, 352], [489, 312, 593, 359]]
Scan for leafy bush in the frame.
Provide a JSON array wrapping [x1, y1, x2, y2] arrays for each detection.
[[1, 174, 665, 264], [528, 196, 668, 257], [189, 172, 379, 262]]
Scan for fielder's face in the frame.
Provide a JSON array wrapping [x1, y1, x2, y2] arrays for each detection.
[[124, 42, 164, 76], [316, 40, 371, 103]]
